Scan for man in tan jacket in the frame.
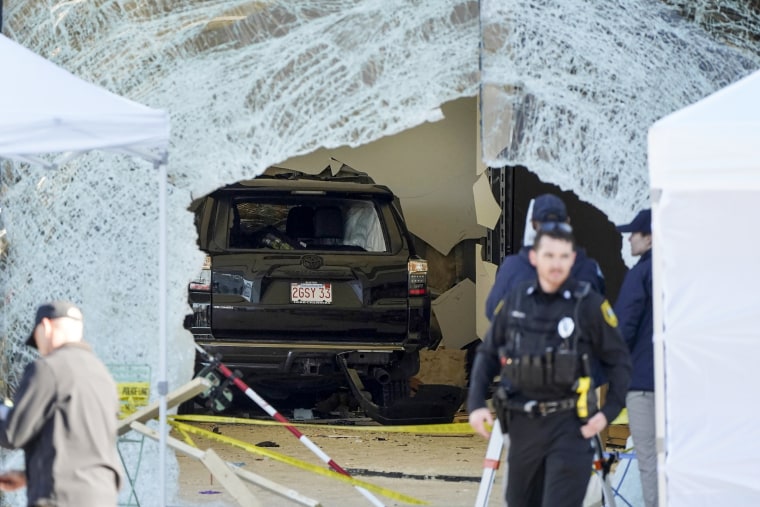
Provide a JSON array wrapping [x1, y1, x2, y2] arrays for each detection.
[[0, 301, 122, 506]]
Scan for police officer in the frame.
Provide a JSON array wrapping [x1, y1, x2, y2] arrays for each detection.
[[469, 224, 631, 507], [485, 193, 605, 320]]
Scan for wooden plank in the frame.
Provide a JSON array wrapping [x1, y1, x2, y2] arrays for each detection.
[[606, 424, 631, 449], [230, 467, 322, 507], [117, 377, 211, 436], [130, 422, 321, 507], [200, 448, 261, 507]]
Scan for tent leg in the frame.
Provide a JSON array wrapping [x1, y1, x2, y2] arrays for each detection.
[[651, 192, 667, 507], [157, 160, 168, 507]]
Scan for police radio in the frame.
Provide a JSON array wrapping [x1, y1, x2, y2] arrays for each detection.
[[553, 349, 577, 387]]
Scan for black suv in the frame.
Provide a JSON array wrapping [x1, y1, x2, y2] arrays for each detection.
[[186, 163, 443, 422]]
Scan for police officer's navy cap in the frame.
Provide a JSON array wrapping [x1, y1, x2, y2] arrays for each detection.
[[26, 300, 82, 348], [616, 209, 652, 234], [532, 194, 568, 222]]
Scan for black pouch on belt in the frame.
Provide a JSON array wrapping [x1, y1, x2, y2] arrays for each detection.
[[554, 349, 577, 387], [544, 348, 554, 386], [529, 355, 544, 388], [519, 354, 534, 389], [492, 387, 510, 433], [501, 356, 520, 388]]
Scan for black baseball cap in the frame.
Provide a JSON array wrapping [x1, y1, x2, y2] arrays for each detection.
[[616, 209, 652, 234], [532, 194, 568, 222], [27, 301, 83, 348]]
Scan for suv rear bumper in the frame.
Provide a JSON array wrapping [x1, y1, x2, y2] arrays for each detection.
[[194, 339, 406, 376]]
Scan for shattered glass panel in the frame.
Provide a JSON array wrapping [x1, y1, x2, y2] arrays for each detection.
[[662, 0, 760, 51], [4, 0, 478, 198], [481, 0, 760, 222]]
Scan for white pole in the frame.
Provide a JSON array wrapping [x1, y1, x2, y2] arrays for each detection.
[[157, 160, 168, 507], [474, 420, 505, 507], [650, 189, 667, 507]]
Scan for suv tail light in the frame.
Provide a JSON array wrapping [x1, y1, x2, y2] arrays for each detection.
[[408, 258, 428, 296], [189, 256, 212, 292], [188, 275, 210, 292]]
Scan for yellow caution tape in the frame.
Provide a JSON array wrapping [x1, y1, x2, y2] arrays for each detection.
[[171, 414, 475, 435], [117, 382, 150, 418], [169, 420, 429, 505], [174, 424, 198, 448]]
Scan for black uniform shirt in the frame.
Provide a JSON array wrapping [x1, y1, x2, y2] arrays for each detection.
[[469, 278, 631, 423]]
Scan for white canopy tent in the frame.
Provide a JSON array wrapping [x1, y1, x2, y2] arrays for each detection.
[[0, 34, 172, 505], [649, 69, 760, 506]]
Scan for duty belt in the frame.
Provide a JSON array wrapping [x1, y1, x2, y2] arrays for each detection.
[[506, 398, 576, 417]]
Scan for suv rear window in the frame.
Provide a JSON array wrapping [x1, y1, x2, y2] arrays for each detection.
[[228, 197, 389, 252]]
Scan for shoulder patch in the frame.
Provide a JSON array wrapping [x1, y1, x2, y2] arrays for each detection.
[[600, 300, 618, 328]]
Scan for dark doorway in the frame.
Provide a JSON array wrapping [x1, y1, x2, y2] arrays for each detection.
[[485, 165, 626, 303]]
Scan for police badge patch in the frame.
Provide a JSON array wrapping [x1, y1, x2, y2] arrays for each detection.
[[557, 317, 575, 339], [600, 300, 618, 327]]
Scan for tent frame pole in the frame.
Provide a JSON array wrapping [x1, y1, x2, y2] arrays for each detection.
[[157, 159, 168, 507], [651, 189, 667, 507]]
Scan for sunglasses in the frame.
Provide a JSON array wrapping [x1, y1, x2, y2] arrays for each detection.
[[537, 221, 573, 233]]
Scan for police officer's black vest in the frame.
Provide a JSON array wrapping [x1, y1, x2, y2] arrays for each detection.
[[499, 280, 591, 401]]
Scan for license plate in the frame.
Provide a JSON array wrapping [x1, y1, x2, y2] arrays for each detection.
[[290, 282, 332, 304]]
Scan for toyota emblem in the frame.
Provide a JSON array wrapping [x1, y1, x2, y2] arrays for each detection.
[[301, 254, 323, 270]]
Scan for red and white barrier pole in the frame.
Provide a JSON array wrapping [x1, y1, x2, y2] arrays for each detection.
[[474, 419, 507, 507], [194, 344, 385, 507]]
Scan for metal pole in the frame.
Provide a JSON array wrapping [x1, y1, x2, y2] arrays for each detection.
[[650, 189, 667, 507], [474, 420, 505, 507], [591, 434, 618, 507], [157, 160, 168, 506]]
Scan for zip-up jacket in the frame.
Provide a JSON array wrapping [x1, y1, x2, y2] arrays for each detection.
[[613, 249, 654, 391], [0, 342, 122, 506]]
